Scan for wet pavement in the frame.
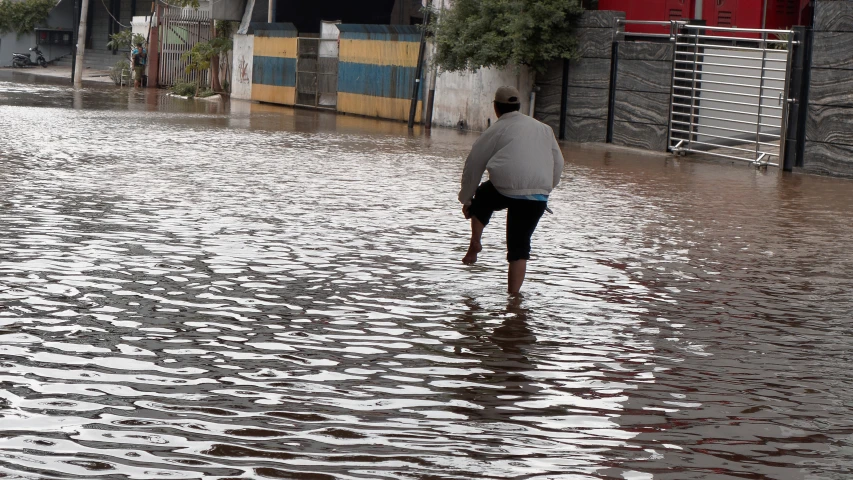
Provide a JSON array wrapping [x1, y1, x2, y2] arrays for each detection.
[[1, 72, 853, 479], [0, 66, 115, 84]]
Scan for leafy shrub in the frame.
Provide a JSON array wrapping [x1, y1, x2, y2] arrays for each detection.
[[109, 60, 131, 85], [0, 0, 56, 36], [430, 0, 584, 73], [197, 88, 217, 98], [171, 82, 197, 97], [106, 30, 146, 51]]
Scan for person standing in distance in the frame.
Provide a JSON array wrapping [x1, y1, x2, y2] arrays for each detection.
[[459, 86, 565, 295], [131, 42, 147, 88]]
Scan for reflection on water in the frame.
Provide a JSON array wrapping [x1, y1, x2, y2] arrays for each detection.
[[1, 73, 852, 479]]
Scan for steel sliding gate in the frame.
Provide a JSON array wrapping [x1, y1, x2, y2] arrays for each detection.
[[159, 8, 213, 88], [668, 24, 796, 167], [295, 38, 339, 109]]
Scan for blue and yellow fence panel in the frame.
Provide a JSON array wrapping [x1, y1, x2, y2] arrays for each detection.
[[336, 25, 423, 122], [252, 23, 298, 106]]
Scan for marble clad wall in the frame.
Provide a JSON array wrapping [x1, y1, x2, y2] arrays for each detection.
[[804, 0, 853, 177], [535, 11, 673, 150], [535, 11, 623, 143], [612, 41, 673, 151]]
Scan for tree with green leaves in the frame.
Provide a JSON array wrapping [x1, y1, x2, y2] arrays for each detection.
[[106, 30, 146, 51], [165, 0, 200, 8], [0, 0, 57, 36], [430, 0, 584, 74], [180, 25, 234, 95]]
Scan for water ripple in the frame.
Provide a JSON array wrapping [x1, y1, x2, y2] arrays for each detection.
[[0, 76, 852, 479]]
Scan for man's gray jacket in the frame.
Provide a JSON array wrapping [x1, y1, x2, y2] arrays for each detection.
[[458, 111, 565, 205]]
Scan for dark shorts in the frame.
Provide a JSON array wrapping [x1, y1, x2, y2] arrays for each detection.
[[468, 181, 548, 262], [134, 65, 144, 80]]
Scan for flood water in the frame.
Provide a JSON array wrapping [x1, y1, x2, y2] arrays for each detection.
[[0, 72, 852, 480]]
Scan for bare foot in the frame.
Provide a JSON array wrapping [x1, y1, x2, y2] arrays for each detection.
[[462, 241, 482, 265]]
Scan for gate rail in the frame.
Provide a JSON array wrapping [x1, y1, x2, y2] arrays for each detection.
[[617, 20, 799, 168], [295, 37, 339, 109], [159, 8, 212, 88], [668, 24, 797, 167]]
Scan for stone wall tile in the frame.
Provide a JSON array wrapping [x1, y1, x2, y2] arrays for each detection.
[[618, 42, 674, 61], [534, 84, 562, 118], [616, 59, 672, 94], [806, 104, 853, 146], [568, 59, 612, 89], [812, 32, 853, 69], [815, 1, 853, 32], [566, 87, 610, 119], [536, 59, 564, 87], [566, 116, 607, 143], [576, 28, 616, 59], [803, 141, 853, 177], [809, 68, 853, 105], [614, 91, 671, 125], [576, 11, 624, 29], [612, 121, 669, 151]]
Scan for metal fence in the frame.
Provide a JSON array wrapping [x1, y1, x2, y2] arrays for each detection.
[[159, 8, 213, 88], [668, 23, 796, 167], [295, 38, 338, 109]]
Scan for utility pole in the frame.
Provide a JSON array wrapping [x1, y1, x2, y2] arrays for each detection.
[[424, 0, 442, 131], [74, 0, 91, 87], [71, 0, 80, 83], [268, 0, 274, 22], [408, 0, 431, 129]]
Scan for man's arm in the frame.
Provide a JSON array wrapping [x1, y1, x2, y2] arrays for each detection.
[[551, 134, 565, 190], [458, 132, 497, 205]]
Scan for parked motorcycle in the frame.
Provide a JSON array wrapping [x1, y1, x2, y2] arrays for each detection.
[[12, 46, 47, 68]]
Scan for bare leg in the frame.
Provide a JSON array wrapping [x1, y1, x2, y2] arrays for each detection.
[[462, 217, 485, 265], [508, 260, 527, 294]]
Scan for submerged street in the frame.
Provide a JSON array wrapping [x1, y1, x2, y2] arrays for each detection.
[[1, 72, 852, 479]]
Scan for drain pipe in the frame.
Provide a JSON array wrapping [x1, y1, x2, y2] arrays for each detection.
[[528, 86, 538, 117], [425, 65, 437, 130]]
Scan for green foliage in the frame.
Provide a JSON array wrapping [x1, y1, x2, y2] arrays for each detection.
[[197, 88, 216, 98], [772, 33, 789, 50], [182, 42, 213, 76], [171, 81, 197, 97], [429, 0, 584, 74], [109, 59, 131, 85], [167, 0, 200, 8], [181, 36, 233, 75], [215, 20, 238, 39], [106, 30, 146, 51], [0, 0, 57, 36], [181, 34, 234, 92]]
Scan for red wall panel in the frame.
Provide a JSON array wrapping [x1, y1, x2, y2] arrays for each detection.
[[600, 0, 812, 34], [600, 0, 694, 34]]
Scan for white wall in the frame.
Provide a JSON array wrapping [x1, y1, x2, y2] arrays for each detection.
[[425, 0, 535, 132], [0, 0, 75, 66], [429, 65, 535, 132], [231, 33, 254, 100], [1, 34, 37, 67], [131, 16, 155, 40]]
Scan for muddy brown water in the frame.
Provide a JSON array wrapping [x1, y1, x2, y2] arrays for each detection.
[[0, 72, 852, 479]]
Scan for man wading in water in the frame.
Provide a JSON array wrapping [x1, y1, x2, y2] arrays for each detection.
[[459, 86, 565, 294]]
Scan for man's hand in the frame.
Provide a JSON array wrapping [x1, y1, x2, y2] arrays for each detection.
[[462, 204, 471, 219]]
